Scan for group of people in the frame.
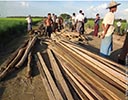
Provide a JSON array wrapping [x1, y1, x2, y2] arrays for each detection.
[[26, 13, 64, 38], [44, 13, 64, 38], [70, 10, 88, 36], [25, 0, 128, 65]]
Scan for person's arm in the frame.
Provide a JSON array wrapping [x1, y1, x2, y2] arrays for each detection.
[[101, 24, 110, 39]]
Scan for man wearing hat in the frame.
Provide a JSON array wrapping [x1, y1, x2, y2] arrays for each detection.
[[100, 1, 120, 57]]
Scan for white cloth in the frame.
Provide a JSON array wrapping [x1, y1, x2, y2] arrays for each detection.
[[102, 12, 115, 37], [72, 16, 76, 25], [75, 13, 84, 22], [26, 17, 32, 24], [117, 21, 121, 27]]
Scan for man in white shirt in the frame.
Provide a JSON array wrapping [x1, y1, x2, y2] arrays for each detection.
[[75, 10, 84, 35], [26, 15, 32, 32], [100, 1, 120, 57], [116, 19, 122, 35], [71, 13, 76, 32]]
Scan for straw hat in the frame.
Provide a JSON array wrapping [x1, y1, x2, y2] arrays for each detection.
[[107, 1, 121, 9]]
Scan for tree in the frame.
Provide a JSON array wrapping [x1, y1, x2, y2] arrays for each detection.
[[60, 13, 71, 20]]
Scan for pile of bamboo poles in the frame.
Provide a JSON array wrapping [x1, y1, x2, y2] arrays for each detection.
[[0, 35, 37, 80], [36, 39, 126, 100]]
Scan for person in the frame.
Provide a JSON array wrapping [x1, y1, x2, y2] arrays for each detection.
[[100, 1, 121, 57], [51, 13, 57, 32], [116, 19, 122, 35], [71, 13, 76, 32], [75, 10, 84, 35], [118, 20, 128, 65], [26, 15, 32, 32], [45, 13, 53, 38], [93, 13, 100, 37]]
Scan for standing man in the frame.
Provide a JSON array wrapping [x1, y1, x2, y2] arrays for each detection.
[[75, 10, 84, 36], [93, 13, 100, 37], [116, 19, 122, 35], [26, 15, 32, 32], [71, 13, 76, 32], [45, 13, 53, 38], [100, 1, 120, 57]]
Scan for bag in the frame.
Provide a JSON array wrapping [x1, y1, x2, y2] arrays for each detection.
[[84, 17, 88, 23]]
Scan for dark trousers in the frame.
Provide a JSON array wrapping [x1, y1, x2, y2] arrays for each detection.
[[46, 26, 52, 37]]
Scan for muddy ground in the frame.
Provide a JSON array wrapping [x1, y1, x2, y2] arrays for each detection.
[[0, 29, 126, 100]]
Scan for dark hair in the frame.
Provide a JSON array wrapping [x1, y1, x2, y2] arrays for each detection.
[[79, 10, 82, 13], [73, 13, 75, 16], [48, 13, 51, 16], [96, 13, 99, 16]]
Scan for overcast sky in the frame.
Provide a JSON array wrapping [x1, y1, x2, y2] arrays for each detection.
[[0, 0, 128, 19]]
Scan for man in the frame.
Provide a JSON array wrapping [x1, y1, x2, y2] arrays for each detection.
[[116, 19, 122, 35], [71, 13, 76, 32], [75, 10, 84, 35], [100, 1, 120, 57], [26, 15, 32, 32], [45, 13, 53, 38]]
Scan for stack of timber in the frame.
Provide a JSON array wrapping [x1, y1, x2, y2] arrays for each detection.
[[0, 35, 37, 80], [36, 39, 125, 100]]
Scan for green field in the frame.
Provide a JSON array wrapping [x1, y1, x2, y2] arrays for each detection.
[[0, 17, 42, 49]]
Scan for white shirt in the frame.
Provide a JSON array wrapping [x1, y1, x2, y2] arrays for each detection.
[[75, 13, 84, 22], [102, 12, 115, 37], [117, 21, 121, 27], [26, 17, 32, 24], [72, 16, 76, 25]]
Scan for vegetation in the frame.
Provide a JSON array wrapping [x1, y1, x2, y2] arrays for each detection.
[[85, 18, 127, 35], [0, 17, 42, 49]]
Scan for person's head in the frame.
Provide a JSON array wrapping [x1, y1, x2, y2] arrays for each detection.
[[96, 13, 99, 18], [73, 13, 75, 16], [79, 10, 82, 14], [96, 13, 99, 16], [107, 1, 120, 13], [48, 13, 51, 19]]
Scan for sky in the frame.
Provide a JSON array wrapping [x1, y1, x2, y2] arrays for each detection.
[[0, 0, 128, 19]]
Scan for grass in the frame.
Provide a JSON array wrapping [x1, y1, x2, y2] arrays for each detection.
[[0, 17, 42, 49]]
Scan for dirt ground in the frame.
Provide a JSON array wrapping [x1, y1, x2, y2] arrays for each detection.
[[0, 29, 126, 100]]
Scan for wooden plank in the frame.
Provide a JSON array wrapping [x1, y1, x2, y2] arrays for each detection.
[[0, 47, 26, 80], [0, 40, 28, 68], [57, 57, 95, 100], [37, 52, 63, 100], [26, 52, 32, 78], [34, 55, 56, 100], [47, 49, 73, 100], [62, 40, 125, 71], [56, 55, 104, 100], [16, 36, 37, 68], [50, 44, 124, 100], [60, 41, 125, 88]]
